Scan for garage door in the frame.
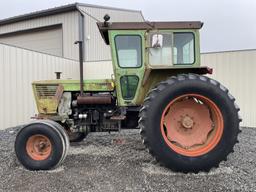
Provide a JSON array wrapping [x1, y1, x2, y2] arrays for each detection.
[[0, 26, 63, 57]]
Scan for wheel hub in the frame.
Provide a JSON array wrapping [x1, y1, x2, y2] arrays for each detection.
[[181, 116, 194, 129], [38, 141, 47, 150], [26, 135, 52, 161], [164, 98, 213, 149]]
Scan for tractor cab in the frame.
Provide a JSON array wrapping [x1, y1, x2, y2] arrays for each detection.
[[97, 20, 212, 106]]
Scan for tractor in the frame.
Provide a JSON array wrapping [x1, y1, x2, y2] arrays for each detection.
[[15, 15, 241, 173]]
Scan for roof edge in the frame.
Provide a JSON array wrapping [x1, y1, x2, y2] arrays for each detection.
[[0, 2, 143, 26], [201, 48, 256, 55], [0, 3, 79, 26], [77, 3, 142, 13]]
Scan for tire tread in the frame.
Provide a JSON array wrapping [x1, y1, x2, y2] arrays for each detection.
[[139, 74, 241, 173]]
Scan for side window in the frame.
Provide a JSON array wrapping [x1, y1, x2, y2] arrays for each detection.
[[149, 33, 173, 66], [173, 33, 195, 64], [115, 35, 142, 68], [120, 76, 139, 100]]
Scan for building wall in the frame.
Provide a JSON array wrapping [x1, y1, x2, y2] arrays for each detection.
[[0, 44, 255, 129], [78, 5, 144, 61], [201, 50, 256, 128], [85, 60, 113, 79], [0, 6, 144, 129], [0, 43, 114, 129], [0, 11, 80, 60]]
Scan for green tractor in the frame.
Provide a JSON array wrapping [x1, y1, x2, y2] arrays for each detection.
[[15, 15, 241, 173]]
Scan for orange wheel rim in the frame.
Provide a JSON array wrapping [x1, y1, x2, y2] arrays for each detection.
[[160, 94, 224, 157], [26, 134, 52, 161]]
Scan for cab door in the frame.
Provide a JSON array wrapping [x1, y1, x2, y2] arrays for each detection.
[[109, 31, 145, 106]]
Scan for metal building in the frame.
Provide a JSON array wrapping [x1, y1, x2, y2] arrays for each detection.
[[0, 3, 144, 129], [0, 44, 79, 129], [201, 49, 256, 128], [0, 3, 144, 61]]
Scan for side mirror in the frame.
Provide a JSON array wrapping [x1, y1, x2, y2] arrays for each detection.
[[151, 34, 163, 48]]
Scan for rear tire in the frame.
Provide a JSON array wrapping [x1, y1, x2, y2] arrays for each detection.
[[15, 121, 66, 170], [139, 74, 241, 173]]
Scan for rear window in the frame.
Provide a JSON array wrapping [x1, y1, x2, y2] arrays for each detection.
[[173, 33, 195, 65]]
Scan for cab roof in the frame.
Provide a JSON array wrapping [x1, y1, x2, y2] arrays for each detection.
[[97, 21, 203, 45]]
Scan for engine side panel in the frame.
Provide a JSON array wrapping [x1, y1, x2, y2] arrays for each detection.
[[32, 79, 115, 114]]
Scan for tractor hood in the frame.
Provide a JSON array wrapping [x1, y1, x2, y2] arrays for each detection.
[[32, 79, 115, 92], [32, 79, 115, 114]]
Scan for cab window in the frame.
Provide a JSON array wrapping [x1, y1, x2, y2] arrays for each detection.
[[173, 33, 195, 64], [148, 32, 195, 66], [149, 33, 173, 66], [115, 35, 142, 68], [120, 76, 139, 100]]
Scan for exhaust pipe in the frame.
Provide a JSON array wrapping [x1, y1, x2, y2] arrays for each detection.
[[75, 41, 84, 96], [55, 72, 62, 79]]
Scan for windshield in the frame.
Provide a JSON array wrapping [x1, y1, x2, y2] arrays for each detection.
[[115, 35, 142, 68]]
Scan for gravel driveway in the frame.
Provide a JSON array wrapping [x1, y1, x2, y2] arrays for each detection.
[[0, 127, 255, 192]]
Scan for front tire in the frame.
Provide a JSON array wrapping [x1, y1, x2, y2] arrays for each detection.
[[41, 120, 70, 164], [139, 74, 241, 173], [15, 121, 66, 170]]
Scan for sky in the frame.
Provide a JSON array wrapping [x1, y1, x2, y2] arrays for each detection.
[[0, 0, 255, 52]]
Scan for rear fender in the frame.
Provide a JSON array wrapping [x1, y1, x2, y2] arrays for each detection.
[[133, 66, 213, 105]]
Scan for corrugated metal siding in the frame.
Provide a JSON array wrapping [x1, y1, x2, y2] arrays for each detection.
[[0, 43, 79, 129], [201, 50, 256, 128], [0, 11, 79, 60], [1, 43, 255, 129], [0, 43, 114, 129], [78, 5, 144, 61], [84, 60, 113, 79]]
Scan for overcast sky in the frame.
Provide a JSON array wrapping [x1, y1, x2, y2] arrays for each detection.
[[0, 0, 255, 52]]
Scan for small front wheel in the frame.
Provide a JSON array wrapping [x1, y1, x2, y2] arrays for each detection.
[[15, 121, 66, 170]]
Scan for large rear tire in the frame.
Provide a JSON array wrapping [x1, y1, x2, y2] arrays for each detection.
[[139, 74, 241, 173], [15, 121, 66, 170]]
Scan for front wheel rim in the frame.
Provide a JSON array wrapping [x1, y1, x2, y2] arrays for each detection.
[[26, 134, 52, 161], [160, 94, 224, 157]]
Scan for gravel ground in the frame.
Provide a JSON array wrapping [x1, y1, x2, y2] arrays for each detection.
[[0, 127, 255, 192]]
